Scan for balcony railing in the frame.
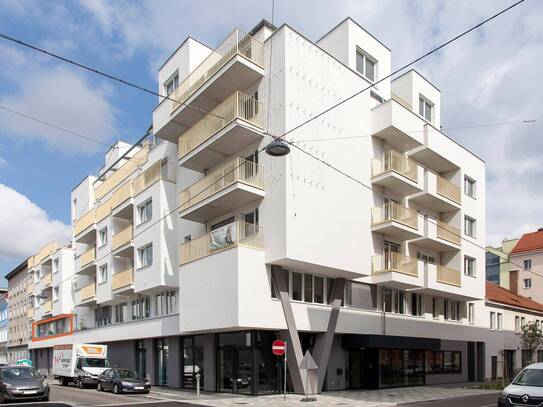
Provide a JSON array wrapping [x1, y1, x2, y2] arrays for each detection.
[[372, 149, 418, 181], [112, 268, 134, 290], [27, 308, 34, 319], [132, 159, 165, 195], [42, 273, 52, 287], [74, 209, 96, 236], [80, 247, 96, 268], [179, 221, 263, 265], [436, 175, 461, 203], [42, 300, 52, 313], [112, 225, 133, 251], [27, 282, 34, 295], [111, 181, 133, 210], [180, 157, 264, 212], [81, 283, 96, 301], [170, 29, 264, 113], [436, 220, 461, 245], [178, 91, 264, 158], [29, 241, 59, 268], [437, 264, 461, 287], [371, 253, 418, 277], [371, 201, 417, 229]]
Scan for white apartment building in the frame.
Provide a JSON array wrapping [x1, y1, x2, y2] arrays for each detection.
[[25, 18, 500, 395]]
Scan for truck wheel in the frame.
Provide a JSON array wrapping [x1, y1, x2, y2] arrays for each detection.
[[59, 377, 67, 386]]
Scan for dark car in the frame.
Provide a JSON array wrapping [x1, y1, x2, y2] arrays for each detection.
[[0, 366, 50, 403], [97, 368, 150, 394]]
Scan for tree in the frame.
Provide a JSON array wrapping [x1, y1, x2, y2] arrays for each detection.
[[518, 321, 543, 365]]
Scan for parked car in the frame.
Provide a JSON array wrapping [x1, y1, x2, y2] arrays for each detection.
[[499, 362, 543, 406], [97, 368, 150, 394], [0, 365, 50, 403]]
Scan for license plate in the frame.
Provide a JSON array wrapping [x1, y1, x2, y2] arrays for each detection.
[[134, 386, 144, 390], [23, 390, 37, 394]]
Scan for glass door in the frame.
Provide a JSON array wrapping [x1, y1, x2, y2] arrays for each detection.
[[236, 349, 254, 394], [218, 346, 235, 393], [384, 241, 400, 269], [155, 338, 169, 386]]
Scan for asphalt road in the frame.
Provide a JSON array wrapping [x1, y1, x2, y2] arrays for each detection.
[[401, 392, 499, 407]]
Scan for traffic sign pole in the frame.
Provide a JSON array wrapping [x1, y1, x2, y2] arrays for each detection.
[[284, 341, 287, 402]]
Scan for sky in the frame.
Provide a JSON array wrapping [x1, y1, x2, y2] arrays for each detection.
[[0, 0, 541, 279]]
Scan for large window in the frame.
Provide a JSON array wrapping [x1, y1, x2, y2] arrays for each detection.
[[464, 176, 476, 198], [155, 290, 177, 316], [411, 294, 423, 316], [114, 302, 127, 323], [164, 72, 179, 96], [464, 216, 476, 237], [464, 256, 476, 277], [356, 48, 376, 82], [524, 278, 532, 289], [135, 340, 147, 379], [524, 259, 532, 270], [132, 296, 150, 320], [425, 351, 461, 374], [418, 95, 433, 122], [96, 306, 112, 327], [138, 244, 153, 268], [275, 269, 344, 306], [137, 200, 152, 225]]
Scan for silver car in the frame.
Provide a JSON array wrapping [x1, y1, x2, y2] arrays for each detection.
[[0, 366, 50, 403], [499, 363, 543, 406]]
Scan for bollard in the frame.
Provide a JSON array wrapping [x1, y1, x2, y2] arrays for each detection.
[[195, 372, 200, 397]]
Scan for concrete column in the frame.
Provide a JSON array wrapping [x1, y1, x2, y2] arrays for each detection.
[[145, 338, 155, 385], [167, 337, 181, 388], [203, 333, 216, 391]]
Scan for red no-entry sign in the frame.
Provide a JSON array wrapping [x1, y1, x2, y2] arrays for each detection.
[[272, 339, 286, 356]]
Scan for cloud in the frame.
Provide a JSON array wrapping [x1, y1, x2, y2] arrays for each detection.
[[0, 44, 118, 154], [0, 184, 71, 261]]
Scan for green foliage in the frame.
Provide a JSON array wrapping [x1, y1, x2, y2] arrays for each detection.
[[518, 321, 543, 363]]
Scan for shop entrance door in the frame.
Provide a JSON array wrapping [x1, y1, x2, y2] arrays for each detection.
[[218, 346, 254, 394], [348, 349, 379, 389]]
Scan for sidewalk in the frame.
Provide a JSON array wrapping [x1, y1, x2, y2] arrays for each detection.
[[148, 385, 499, 406]]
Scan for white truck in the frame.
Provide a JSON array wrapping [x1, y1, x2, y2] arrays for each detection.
[[52, 343, 110, 388]]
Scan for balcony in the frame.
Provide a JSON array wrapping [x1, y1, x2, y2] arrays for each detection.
[[370, 253, 422, 288], [80, 283, 96, 303], [73, 209, 97, 242], [417, 261, 477, 299], [112, 268, 134, 292], [42, 300, 52, 314], [437, 264, 461, 287], [371, 202, 421, 240], [371, 150, 421, 195], [371, 99, 425, 151], [178, 91, 264, 172], [410, 217, 461, 252], [408, 124, 459, 173], [42, 273, 52, 288], [179, 221, 263, 265], [79, 247, 96, 272], [27, 282, 34, 295], [154, 29, 265, 142], [409, 170, 461, 212], [112, 225, 133, 251], [110, 181, 133, 211], [27, 308, 34, 319], [179, 157, 265, 223]]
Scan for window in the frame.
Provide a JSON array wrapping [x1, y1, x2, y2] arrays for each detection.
[[98, 227, 108, 247], [464, 176, 476, 198], [524, 260, 532, 269], [524, 278, 533, 289], [155, 290, 177, 316], [464, 216, 476, 237], [468, 303, 474, 324], [164, 72, 179, 96], [98, 264, 108, 284], [516, 316, 521, 332], [464, 256, 476, 277], [314, 276, 324, 304], [443, 300, 449, 320], [53, 258, 59, 274], [355, 48, 376, 82], [114, 302, 127, 323], [291, 272, 302, 301], [383, 288, 392, 313], [132, 296, 150, 320], [395, 290, 406, 314], [411, 293, 423, 316], [137, 200, 152, 225], [450, 301, 461, 321], [418, 95, 433, 122], [53, 286, 59, 302], [138, 244, 153, 268], [490, 312, 496, 330], [432, 297, 439, 319], [522, 317, 526, 328], [497, 313, 503, 331]]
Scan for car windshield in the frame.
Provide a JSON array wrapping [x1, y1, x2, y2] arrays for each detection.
[[513, 369, 543, 386], [117, 369, 138, 379], [1, 367, 41, 380], [82, 358, 110, 368]]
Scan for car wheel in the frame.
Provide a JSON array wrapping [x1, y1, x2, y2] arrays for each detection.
[[113, 384, 121, 394], [143, 390, 150, 394], [77, 377, 84, 389], [97, 382, 103, 392]]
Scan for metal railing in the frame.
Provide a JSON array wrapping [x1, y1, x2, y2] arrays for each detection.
[[178, 91, 264, 158], [170, 29, 264, 113], [180, 157, 264, 212], [80, 247, 96, 268], [112, 268, 134, 290], [371, 253, 418, 277], [371, 201, 417, 229], [436, 220, 461, 245], [112, 225, 133, 251], [80, 283, 96, 301], [179, 221, 263, 265], [372, 149, 418, 182], [437, 264, 461, 287], [436, 175, 461, 203]]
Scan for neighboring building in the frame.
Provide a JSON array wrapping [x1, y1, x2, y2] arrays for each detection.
[[28, 18, 488, 394], [509, 229, 543, 302], [482, 281, 543, 381], [5, 260, 30, 364], [486, 238, 519, 288], [0, 288, 8, 364], [26, 241, 75, 374]]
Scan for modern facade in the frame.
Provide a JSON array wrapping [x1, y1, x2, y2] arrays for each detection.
[[5, 260, 30, 364], [0, 288, 8, 364], [508, 229, 543, 302], [486, 238, 519, 288], [22, 18, 495, 394]]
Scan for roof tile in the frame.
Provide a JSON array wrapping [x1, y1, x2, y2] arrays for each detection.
[[486, 281, 543, 313]]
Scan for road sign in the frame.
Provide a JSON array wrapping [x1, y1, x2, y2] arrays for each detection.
[[272, 339, 286, 356], [299, 350, 318, 370]]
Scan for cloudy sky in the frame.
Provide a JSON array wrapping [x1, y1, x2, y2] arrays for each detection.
[[0, 0, 541, 278]]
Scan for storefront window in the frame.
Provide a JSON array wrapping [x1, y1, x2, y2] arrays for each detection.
[[182, 336, 204, 389], [135, 340, 147, 379], [155, 338, 169, 386]]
